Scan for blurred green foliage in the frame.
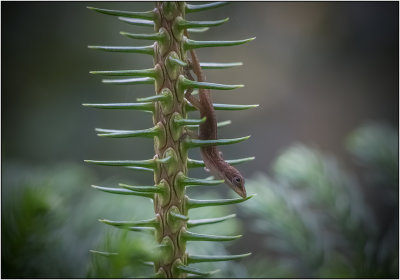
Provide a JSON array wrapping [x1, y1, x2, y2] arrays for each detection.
[[240, 121, 398, 278], [2, 122, 397, 278]]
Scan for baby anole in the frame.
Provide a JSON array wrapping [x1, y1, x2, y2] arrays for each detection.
[[184, 41, 247, 198]]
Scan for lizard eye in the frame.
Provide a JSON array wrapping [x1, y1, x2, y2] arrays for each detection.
[[233, 176, 242, 184]]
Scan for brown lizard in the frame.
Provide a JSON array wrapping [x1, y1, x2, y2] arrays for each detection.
[[184, 42, 247, 198]]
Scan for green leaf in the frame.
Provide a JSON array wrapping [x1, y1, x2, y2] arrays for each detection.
[[187, 27, 210, 33], [217, 120, 232, 128], [120, 31, 163, 41], [175, 264, 210, 276], [200, 62, 243, 69], [185, 2, 228, 13], [187, 214, 236, 228], [174, 116, 206, 127], [84, 156, 170, 168], [137, 93, 170, 103], [87, 6, 154, 20], [119, 183, 164, 193], [179, 75, 243, 90], [88, 45, 154, 55], [82, 102, 154, 111], [184, 37, 255, 50], [181, 230, 241, 242], [187, 103, 259, 112], [95, 126, 160, 138], [91, 185, 153, 198], [118, 17, 154, 27], [169, 211, 189, 221], [142, 261, 155, 267], [176, 17, 229, 29], [186, 194, 255, 209], [187, 119, 231, 129], [127, 226, 156, 233], [89, 250, 118, 257], [178, 174, 224, 187], [99, 218, 158, 227], [102, 77, 154, 85], [125, 166, 154, 172], [185, 136, 250, 149], [187, 253, 251, 263], [90, 68, 156, 77], [168, 56, 188, 67], [187, 157, 255, 168]]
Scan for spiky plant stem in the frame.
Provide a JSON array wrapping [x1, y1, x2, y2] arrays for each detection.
[[86, 2, 256, 278], [152, 2, 189, 277]]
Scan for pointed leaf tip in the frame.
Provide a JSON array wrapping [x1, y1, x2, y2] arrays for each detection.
[[185, 37, 255, 50], [187, 252, 251, 263], [188, 214, 236, 228], [87, 6, 154, 20], [182, 230, 242, 242], [186, 1, 229, 13]]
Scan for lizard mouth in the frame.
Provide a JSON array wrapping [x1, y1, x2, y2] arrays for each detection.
[[233, 185, 247, 199]]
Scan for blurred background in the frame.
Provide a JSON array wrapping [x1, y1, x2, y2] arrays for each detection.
[[2, 1, 398, 278]]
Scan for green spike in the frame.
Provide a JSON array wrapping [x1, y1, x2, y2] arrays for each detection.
[[187, 27, 209, 33], [176, 17, 228, 29], [214, 103, 259, 110], [125, 166, 154, 172], [168, 56, 188, 67], [91, 185, 153, 198], [178, 174, 224, 187], [186, 103, 259, 112], [187, 119, 230, 129], [119, 183, 164, 193], [88, 45, 154, 55], [120, 31, 163, 41], [142, 261, 154, 267], [185, 136, 250, 149], [90, 68, 156, 77], [200, 62, 243, 69], [187, 214, 236, 228], [188, 157, 255, 168], [217, 120, 232, 128], [99, 218, 157, 227], [87, 6, 155, 20], [169, 211, 189, 221], [128, 226, 155, 233], [226, 156, 255, 165], [102, 77, 154, 85], [181, 229, 241, 242], [186, 194, 255, 209], [174, 116, 206, 127], [89, 250, 118, 257], [82, 102, 154, 111], [118, 17, 154, 27], [184, 37, 255, 50], [179, 75, 243, 90], [84, 156, 170, 168], [185, 2, 228, 13], [175, 264, 210, 276], [137, 92, 170, 102], [187, 253, 251, 264], [95, 126, 160, 138]]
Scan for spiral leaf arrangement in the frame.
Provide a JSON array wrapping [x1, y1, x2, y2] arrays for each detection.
[[84, 2, 257, 278]]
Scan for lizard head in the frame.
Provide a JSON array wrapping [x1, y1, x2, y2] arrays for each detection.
[[225, 167, 247, 198]]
